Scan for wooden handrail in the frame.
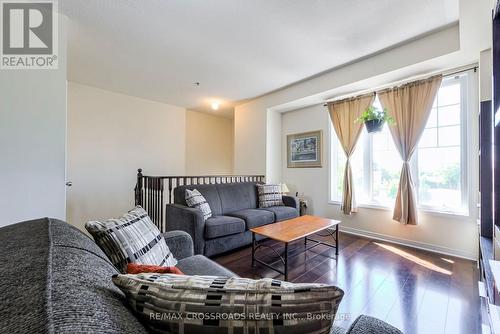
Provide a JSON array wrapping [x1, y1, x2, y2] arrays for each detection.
[[134, 169, 265, 231]]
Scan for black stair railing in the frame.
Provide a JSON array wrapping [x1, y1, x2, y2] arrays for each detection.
[[134, 169, 265, 231]]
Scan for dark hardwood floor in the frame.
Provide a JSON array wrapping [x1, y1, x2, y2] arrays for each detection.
[[212, 232, 482, 334]]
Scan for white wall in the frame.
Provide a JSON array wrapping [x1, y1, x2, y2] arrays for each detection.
[[282, 102, 478, 259], [67, 82, 186, 230], [480, 49, 493, 102], [0, 16, 67, 227], [234, 24, 462, 175], [266, 110, 282, 183], [185, 110, 234, 175], [234, 99, 268, 174], [235, 1, 492, 176]]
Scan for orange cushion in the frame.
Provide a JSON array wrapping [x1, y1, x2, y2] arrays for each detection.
[[126, 263, 184, 275]]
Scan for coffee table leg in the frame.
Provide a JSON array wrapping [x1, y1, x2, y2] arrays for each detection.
[[252, 232, 256, 267], [335, 225, 339, 255], [284, 242, 288, 281]]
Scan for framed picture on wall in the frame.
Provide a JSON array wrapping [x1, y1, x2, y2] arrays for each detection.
[[287, 130, 323, 168]]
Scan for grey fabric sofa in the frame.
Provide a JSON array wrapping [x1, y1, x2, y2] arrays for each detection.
[[0, 218, 402, 334], [166, 182, 300, 256]]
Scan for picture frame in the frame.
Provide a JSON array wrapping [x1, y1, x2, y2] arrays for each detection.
[[287, 130, 323, 168]]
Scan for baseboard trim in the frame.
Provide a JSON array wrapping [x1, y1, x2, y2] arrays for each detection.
[[338, 226, 476, 261]]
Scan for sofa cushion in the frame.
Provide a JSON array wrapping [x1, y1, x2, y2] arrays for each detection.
[[204, 230, 253, 257], [217, 182, 259, 214], [174, 184, 223, 215], [261, 206, 299, 221], [176, 254, 238, 277], [185, 188, 212, 221], [346, 315, 403, 334], [0, 218, 148, 334], [85, 206, 177, 273], [204, 215, 245, 239], [227, 208, 275, 229], [113, 274, 344, 334]]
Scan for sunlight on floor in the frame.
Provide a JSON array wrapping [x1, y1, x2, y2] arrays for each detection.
[[441, 258, 455, 264], [374, 242, 452, 275]]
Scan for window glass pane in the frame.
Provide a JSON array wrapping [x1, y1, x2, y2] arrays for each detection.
[[426, 108, 437, 128], [337, 143, 346, 196], [437, 83, 460, 106], [417, 147, 461, 209], [419, 128, 437, 148], [372, 125, 401, 205], [438, 104, 460, 126], [351, 131, 365, 202], [438, 126, 460, 146]]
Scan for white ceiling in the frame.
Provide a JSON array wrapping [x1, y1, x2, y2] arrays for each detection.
[[60, 0, 458, 118]]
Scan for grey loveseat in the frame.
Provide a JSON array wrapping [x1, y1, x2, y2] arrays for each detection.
[[0, 218, 402, 334], [166, 182, 300, 256]]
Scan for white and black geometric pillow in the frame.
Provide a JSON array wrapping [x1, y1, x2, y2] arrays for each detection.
[[185, 189, 212, 221], [85, 206, 177, 273], [257, 184, 284, 208], [113, 273, 344, 334]]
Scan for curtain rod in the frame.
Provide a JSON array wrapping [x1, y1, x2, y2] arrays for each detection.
[[323, 65, 477, 106]]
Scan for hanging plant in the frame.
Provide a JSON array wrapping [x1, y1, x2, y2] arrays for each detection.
[[355, 106, 395, 133]]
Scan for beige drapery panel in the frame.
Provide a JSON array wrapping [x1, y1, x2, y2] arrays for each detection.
[[328, 93, 375, 214], [377, 75, 442, 225]]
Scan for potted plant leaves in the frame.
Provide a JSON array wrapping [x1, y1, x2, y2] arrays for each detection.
[[355, 106, 394, 133]]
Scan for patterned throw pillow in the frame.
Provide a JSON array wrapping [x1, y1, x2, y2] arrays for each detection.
[[113, 273, 344, 334], [257, 184, 284, 208], [85, 206, 177, 273], [185, 189, 212, 221], [127, 263, 184, 275]]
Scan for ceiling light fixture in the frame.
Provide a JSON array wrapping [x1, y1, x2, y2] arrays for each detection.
[[211, 102, 220, 110]]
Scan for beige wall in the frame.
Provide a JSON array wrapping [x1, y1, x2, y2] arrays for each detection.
[[186, 110, 234, 175], [67, 82, 186, 231], [67, 84, 235, 230]]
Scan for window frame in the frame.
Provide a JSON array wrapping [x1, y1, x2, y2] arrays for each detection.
[[328, 71, 477, 218]]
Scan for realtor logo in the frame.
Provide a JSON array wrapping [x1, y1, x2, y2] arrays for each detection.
[[1, 0, 58, 69]]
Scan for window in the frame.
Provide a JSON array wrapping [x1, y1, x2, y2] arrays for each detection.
[[330, 74, 471, 214]]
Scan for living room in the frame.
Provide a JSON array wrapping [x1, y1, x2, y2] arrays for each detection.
[[0, 1, 497, 333]]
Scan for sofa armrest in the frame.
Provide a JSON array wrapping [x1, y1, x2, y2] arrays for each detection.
[[282, 195, 300, 211], [165, 204, 206, 255], [162, 230, 194, 260], [345, 315, 402, 334]]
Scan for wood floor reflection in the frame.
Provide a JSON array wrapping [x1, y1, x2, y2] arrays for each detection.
[[213, 232, 481, 334]]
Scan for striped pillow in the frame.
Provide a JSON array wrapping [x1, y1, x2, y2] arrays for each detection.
[[113, 273, 344, 334], [185, 189, 212, 221], [257, 184, 284, 208], [85, 206, 177, 273]]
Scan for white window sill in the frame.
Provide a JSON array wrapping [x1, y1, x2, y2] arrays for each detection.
[[328, 200, 471, 219]]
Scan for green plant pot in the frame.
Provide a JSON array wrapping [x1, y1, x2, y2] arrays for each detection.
[[365, 119, 385, 133]]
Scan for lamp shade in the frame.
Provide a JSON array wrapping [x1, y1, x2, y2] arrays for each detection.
[[280, 183, 290, 194]]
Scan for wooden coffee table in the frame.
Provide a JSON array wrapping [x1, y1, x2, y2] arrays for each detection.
[[251, 215, 341, 280]]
